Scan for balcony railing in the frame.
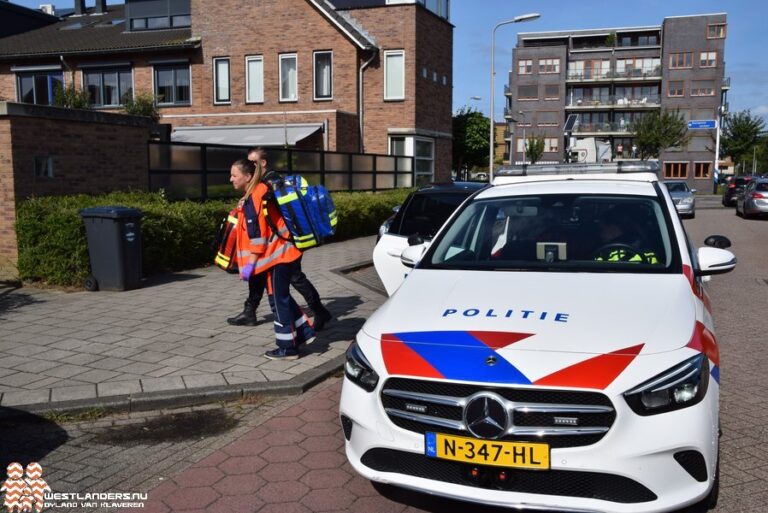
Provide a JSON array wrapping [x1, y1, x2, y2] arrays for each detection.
[[566, 94, 661, 108], [721, 76, 731, 89], [504, 84, 511, 96], [566, 66, 662, 81], [503, 107, 514, 119], [572, 122, 635, 134]]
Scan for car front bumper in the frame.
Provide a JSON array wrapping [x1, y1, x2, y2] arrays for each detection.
[[674, 202, 695, 216], [341, 375, 718, 513]]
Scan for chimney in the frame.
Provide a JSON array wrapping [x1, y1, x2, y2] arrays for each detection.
[[74, 0, 85, 15], [39, 4, 56, 15], [96, 0, 106, 13]]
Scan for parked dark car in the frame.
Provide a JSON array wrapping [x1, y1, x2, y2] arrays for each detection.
[[376, 181, 487, 242], [722, 175, 755, 206], [736, 178, 768, 218]]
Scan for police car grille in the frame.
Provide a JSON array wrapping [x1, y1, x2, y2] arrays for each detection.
[[381, 378, 615, 448], [361, 448, 657, 504]]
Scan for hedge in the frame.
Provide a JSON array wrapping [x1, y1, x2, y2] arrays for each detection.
[[15, 188, 412, 287]]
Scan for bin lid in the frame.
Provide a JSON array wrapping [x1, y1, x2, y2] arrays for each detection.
[[79, 206, 144, 219]]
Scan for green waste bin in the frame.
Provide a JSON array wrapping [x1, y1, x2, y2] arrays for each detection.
[[79, 206, 143, 291]]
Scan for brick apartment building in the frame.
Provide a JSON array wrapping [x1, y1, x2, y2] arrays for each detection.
[[505, 13, 728, 188], [0, 0, 453, 183]]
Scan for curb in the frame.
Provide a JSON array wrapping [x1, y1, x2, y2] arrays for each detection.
[[0, 356, 345, 420]]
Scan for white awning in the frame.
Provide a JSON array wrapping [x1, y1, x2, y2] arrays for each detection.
[[171, 123, 323, 146]]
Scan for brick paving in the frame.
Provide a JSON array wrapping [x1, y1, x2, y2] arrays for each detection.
[[0, 236, 386, 412]]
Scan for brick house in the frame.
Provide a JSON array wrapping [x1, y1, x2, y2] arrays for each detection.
[[0, 0, 453, 184]]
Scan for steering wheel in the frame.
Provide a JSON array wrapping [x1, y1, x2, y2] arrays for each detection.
[[592, 243, 648, 263]]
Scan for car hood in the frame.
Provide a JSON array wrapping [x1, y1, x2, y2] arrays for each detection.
[[361, 270, 699, 389]]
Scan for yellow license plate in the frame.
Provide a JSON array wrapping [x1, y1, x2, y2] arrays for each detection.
[[425, 432, 550, 470]]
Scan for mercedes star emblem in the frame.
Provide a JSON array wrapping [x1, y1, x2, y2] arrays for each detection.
[[463, 392, 509, 439]]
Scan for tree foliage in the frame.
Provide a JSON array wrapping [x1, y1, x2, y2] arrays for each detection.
[[122, 91, 160, 122], [453, 107, 490, 173], [525, 135, 545, 164], [631, 109, 690, 159], [52, 83, 91, 110], [720, 110, 766, 170]]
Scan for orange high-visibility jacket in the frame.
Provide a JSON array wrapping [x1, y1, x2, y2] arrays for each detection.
[[235, 182, 302, 276]]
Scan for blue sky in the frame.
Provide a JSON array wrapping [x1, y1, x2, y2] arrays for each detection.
[[10, 0, 768, 123]]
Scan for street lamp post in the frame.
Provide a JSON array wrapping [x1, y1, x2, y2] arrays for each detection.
[[519, 111, 527, 166], [489, 12, 540, 182]]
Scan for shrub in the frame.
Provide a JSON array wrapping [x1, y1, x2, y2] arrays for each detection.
[[15, 188, 412, 287], [122, 91, 160, 122], [53, 83, 91, 110]]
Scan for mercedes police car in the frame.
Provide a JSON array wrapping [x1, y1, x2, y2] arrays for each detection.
[[341, 162, 736, 512]]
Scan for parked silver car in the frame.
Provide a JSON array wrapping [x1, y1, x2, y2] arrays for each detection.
[[736, 178, 768, 218], [664, 180, 696, 218]]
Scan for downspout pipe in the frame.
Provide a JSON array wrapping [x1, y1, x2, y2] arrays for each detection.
[[358, 50, 377, 153]]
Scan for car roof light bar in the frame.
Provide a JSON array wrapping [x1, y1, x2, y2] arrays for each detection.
[[496, 161, 661, 177]]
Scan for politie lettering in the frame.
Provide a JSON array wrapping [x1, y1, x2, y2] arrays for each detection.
[[442, 308, 569, 323]]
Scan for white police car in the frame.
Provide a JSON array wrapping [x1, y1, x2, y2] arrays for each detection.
[[341, 162, 736, 512]]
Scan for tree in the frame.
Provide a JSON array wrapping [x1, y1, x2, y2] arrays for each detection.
[[452, 107, 490, 173], [122, 91, 160, 122], [525, 135, 545, 164], [52, 83, 91, 109], [631, 109, 690, 159], [720, 110, 765, 173]]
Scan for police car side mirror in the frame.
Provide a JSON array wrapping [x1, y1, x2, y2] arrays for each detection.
[[407, 233, 424, 246], [704, 235, 731, 249], [401, 244, 427, 268], [696, 247, 737, 276]]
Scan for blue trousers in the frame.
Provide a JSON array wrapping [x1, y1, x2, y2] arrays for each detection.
[[267, 260, 315, 349]]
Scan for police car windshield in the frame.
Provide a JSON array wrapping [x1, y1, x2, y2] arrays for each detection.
[[423, 194, 679, 273]]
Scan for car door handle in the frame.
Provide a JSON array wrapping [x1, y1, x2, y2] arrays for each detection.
[[387, 249, 402, 257]]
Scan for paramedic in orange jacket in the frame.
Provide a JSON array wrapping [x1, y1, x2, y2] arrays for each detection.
[[230, 159, 315, 360]]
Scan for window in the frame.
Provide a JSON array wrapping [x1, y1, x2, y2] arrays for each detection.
[[668, 81, 685, 97], [538, 58, 560, 74], [690, 80, 715, 96], [34, 156, 53, 178], [414, 138, 434, 185], [313, 51, 332, 100], [567, 59, 610, 79], [147, 16, 170, 29], [384, 50, 405, 100], [171, 15, 191, 27], [213, 58, 230, 104], [518, 59, 532, 74], [433, 71, 438, 82], [154, 64, 190, 105], [279, 53, 298, 102], [16, 71, 64, 105], [84, 68, 133, 107], [544, 138, 558, 152], [664, 162, 688, 179], [422, 67, 428, 78], [616, 57, 660, 77], [694, 162, 712, 178], [544, 84, 559, 100], [390, 136, 406, 156], [537, 112, 558, 126], [707, 24, 726, 39], [245, 56, 264, 103], [518, 85, 537, 100], [699, 51, 717, 68], [669, 52, 693, 69], [131, 18, 146, 30]]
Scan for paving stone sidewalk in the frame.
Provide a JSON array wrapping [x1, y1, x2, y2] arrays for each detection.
[[0, 236, 387, 413]]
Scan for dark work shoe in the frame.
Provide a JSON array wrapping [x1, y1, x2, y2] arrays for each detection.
[[264, 347, 300, 360], [312, 306, 333, 331], [227, 310, 258, 326]]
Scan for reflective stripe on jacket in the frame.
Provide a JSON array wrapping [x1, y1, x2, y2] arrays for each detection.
[[596, 249, 659, 264], [235, 182, 302, 275]]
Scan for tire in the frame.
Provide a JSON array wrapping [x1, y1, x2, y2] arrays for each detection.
[[84, 275, 98, 292]]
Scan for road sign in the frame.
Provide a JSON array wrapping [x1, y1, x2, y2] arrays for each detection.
[[688, 120, 717, 129]]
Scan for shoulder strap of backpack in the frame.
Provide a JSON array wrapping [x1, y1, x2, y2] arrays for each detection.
[[261, 177, 294, 243]]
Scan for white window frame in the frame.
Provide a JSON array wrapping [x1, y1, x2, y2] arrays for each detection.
[[313, 51, 333, 101], [213, 57, 230, 105], [279, 53, 298, 103], [699, 51, 717, 68], [245, 55, 264, 104], [384, 49, 405, 101], [388, 135, 434, 183]]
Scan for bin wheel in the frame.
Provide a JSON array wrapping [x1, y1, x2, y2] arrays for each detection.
[[84, 275, 99, 292]]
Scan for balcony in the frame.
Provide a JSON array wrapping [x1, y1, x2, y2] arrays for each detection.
[[504, 107, 515, 120], [721, 76, 731, 90], [565, 94, 661, 109], [504, 84, 511, 97], [572, 122, 635, 136], [503, 129, 513, 140], [566, 66, 662, 83]]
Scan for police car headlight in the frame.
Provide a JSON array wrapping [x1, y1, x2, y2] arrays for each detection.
[[624, 354, 709, 416], [681, 197, 694, 205], [345, 341, 379, 392]]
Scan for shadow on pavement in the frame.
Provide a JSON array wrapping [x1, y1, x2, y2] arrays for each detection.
[[139, 272, 204, 289], [0, 408, 69, 469], [0, 286, 43, 316]]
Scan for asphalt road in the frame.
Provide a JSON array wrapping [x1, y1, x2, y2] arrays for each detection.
[[3, 204, 766, 513]]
